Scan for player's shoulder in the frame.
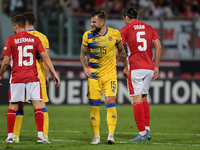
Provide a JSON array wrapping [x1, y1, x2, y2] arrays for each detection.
[[35, 30, 48, 40], [107, 27, 119, 33], [139, 21, 153, 28], [84, 29, 93, 34]]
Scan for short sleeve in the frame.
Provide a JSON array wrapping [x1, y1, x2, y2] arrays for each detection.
[[116, 30, 121, 44], [120, 27, 127, 46], [2, 38, 12, 57], [36, 37, 45, 53], [82, 32, 88, 47], [44, 36, 49, 49], [151, 26, 159, 41]]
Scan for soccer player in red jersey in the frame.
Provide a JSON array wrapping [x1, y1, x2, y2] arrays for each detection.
[[120, 8, 162, 141], [0, 15, 60, 144]]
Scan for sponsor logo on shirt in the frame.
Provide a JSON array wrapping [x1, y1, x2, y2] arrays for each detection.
[[3, 47, 7, 50]]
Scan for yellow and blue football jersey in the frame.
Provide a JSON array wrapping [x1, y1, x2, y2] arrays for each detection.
[[27, 29, 49, 102], [82, 27, 121, 79]]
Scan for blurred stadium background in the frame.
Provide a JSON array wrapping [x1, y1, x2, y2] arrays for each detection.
[[0, 0, 200, 105]]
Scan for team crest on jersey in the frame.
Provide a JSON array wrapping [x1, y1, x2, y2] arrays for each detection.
[[108, 36, 113, 41], [92, 38, 95, 42]]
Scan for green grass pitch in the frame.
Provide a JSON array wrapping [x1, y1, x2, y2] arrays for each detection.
[[0, 104, 200, 150]]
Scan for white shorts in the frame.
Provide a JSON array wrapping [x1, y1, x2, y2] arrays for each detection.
[[127, 69, 154, 96], [9, 82, 43, 103]]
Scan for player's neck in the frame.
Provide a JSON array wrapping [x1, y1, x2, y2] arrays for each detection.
[[26, 25, 35, 31], [98, 26, 107, 35]]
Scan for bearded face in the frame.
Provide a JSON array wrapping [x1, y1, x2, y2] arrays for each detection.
[[91, 16, 103, 34]]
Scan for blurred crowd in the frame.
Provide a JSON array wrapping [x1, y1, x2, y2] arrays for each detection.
[[2, 0, 200, 19]]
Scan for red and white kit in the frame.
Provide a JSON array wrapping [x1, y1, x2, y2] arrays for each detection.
[[2, 31, 45, 102], [120, 20, 159, 96]]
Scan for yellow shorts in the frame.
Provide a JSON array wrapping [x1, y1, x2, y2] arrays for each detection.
[[88, 76, 118, 99]]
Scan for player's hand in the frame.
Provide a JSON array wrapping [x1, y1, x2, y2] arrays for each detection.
[[153, 67, 159, 81], [84, 67, 91, 78], [53, 74, 60, 87], [46, 77, 49, 87], [123, 67, 129, 79], [0, 75, 3, 86]]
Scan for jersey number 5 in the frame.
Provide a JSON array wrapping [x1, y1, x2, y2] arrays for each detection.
[[17, 45, 33, 66], [137, 31, 147, 51]]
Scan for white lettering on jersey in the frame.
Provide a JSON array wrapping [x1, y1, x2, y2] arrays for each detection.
[[14, 38, 34, 44], [134, 25, 145, 30]]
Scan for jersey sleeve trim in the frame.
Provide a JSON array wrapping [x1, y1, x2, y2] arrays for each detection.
[[82, 44, 88, 47], [116, 40, 121, 44]]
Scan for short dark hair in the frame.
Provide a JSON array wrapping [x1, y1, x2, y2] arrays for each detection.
[[22, 12, 36, 25], [123, 8, 138, 19], [11, 15, 26, 28], [91, 10, 106, 20]]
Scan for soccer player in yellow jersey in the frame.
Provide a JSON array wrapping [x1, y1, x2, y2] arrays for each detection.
[[80, 10, 129, 145], [13, 12, 50, 143]]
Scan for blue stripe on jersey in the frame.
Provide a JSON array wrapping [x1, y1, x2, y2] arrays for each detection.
[[42, 108, 48, 112], [16, 110, 24, 115], [116, 40, 121, 44], [88, 62, 100, 68], [88, 43, 100, 49], [82, 44, 88, 47], [90, 52, 101, 59], [90, 101, 101, 106], [91, 72, 99, 79], [88, 33, 99, 38], [106, 103, 116, 108], [27, 29, 36, 31]]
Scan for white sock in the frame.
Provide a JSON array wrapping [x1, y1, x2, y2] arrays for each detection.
[[44, 135, 48, 139], [13, 134, 19, 138], [139, 130, 146, 136], [94, 135, 100, 138], [145, 126, 150, 131], [108, 133, 113, 137], [8, 133, 13, 139], [38, 132, 43, 138]]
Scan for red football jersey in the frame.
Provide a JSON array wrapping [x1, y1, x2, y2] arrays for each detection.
[[2, 31, 45, 83], [120, 20, 159, 71]]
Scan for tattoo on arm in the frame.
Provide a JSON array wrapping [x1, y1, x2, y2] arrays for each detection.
[[116, 42, 128, 67], [80, 45, 88, 68]]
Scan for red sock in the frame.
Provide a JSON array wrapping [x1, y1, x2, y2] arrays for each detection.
[[142, 99, 150, 127], [34, 108, 44, 132], [7, 109, 16, 133], [132, 103, 145, 132]]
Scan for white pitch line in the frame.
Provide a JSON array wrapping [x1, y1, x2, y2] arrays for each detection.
[[51, 139, 200, 147], [1, 130, 200, 136]]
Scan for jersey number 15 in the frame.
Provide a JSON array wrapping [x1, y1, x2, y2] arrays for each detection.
[[17, 45, 33, 66]]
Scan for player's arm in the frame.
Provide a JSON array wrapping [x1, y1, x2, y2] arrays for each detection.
[[44, 48, 49, 86], [0, 55, 10, 85], [40, 51, 60, 87], [80, 45, 91, 78], [116, 41, 129, 79], [152, 39, 162, 81]]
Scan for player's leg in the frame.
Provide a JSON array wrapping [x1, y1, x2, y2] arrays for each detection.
[[13, 102, 25, 143], [4, 83, 25, 144], [88, 78, 102, 144], [41, 102, 49, 140], [105, 96, 117, 144], [141, 70, 154, 140], [128, 70, 147, 141], [3, 102, 18, 144], [142, 94, 151, 139], [103, 77, 118, 144], [26, 82, 49, 144]]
